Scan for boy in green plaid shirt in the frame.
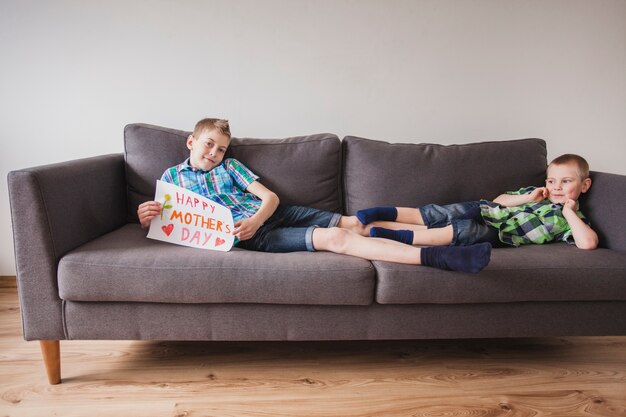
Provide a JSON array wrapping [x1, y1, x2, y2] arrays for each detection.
[[356, 154, 598, 250]]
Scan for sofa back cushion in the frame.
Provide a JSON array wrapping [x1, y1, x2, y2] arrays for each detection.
[[342, 136, 548, 214], [125, 123, 342, 222], [581, 171, 626, 251]]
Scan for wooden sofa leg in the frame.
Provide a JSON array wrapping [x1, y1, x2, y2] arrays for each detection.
[[39, 340, 61, 384]]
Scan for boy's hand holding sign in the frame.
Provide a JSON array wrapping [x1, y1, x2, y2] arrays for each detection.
[[147, 180, 234, 251]]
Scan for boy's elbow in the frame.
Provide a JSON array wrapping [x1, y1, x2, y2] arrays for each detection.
[[271, 192, 280, 206], [575, 237, 598, 250], [492, 195, 506, 205]]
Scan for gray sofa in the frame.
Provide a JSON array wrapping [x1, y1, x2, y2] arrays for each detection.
[[8, 123, 626, 384]]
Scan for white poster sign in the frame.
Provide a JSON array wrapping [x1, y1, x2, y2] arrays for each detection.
[[147, 180, 234, 251]]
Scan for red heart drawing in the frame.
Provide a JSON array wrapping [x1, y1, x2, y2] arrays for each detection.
[[215, 237, 226, 247], [161, 224, 174, 236]]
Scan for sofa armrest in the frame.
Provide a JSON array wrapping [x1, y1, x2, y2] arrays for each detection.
[[583, 171, 626, 252], [7, 154, 127, 340]]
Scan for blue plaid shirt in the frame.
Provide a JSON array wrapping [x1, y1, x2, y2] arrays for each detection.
[[160, 158, 262, 223]]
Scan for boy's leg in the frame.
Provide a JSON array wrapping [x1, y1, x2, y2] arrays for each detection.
[[338, 216, 427, 237], [370, 224, 454, 246], [355, 207, 424, 225], [367, 221, 428, 232], [272, 205, 342, 228], [397, 207, 424, 224], [311, 227, 491, 273], [313, 227, 422, 263], [337, 215, 368, 236], [371, 217, 498, 247], [369, 202, 484, 245]]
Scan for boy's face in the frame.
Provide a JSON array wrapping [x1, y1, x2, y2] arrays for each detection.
[[545, 162, 591, 204], [186, 128, 230, 171]]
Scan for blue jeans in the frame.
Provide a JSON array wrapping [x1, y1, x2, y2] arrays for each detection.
[[419, 201, 500, 246], [235, 204, 342, 252]]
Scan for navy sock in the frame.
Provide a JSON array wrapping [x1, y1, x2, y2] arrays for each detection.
[[356, 207, 397, 225], [369, 227, 414, 245], [421, 243, 491, 273]]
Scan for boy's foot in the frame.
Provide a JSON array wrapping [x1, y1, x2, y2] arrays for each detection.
[[420, 243, 491, 273], [369, 227, 414, 245], [355, 207, 397, 225]]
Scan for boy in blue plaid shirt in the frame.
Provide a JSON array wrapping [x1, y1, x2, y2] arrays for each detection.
[[137, 118, 493, 273], [357, 154, 598, 250]]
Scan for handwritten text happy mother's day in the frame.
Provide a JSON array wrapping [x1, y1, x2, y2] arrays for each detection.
[[147, 180, 234, 251]]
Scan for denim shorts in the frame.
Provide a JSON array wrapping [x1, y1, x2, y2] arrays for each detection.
[[419, 201, 500, 246], [235, 204, 342, 253]]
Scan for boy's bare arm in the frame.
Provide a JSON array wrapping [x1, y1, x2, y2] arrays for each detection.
[[562, 199, 598, 250], [233, 181, 280, 241], [493, 187, 547, 207]]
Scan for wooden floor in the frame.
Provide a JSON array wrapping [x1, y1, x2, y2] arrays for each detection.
[[0, 286, 625, 417]]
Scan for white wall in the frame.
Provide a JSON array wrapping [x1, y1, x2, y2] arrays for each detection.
[[1, 0, 625, 275]]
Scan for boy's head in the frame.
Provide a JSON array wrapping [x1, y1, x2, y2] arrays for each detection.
[[545, 154, 591, 204], [186, 118, 231, 171]]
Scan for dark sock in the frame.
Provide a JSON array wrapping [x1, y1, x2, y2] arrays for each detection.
[[369, 227, 414, 245], [421, 243, 491, 273], [356, 207, 397, 225]]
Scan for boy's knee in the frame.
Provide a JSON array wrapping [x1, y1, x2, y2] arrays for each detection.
[[313, 227, 351, 253]]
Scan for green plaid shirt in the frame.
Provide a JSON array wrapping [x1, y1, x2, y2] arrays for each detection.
[[479, 186, 588, 247]]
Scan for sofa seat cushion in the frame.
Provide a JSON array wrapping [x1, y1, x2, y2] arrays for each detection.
[[374, 244, 626, 304], [58, 224, 375, 306]]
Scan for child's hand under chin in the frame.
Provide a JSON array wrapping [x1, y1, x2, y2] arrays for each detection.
[[563, 199, 577, 212]]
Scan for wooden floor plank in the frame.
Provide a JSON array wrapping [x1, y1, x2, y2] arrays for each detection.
[[1, 287, 624, 416]]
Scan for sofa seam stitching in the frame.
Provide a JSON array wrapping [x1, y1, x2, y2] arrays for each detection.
[[58, 262, 375, 273]]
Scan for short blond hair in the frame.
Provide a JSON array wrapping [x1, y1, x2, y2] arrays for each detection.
[[548, 154, 590, 179], [193, 118, 231, 140]]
